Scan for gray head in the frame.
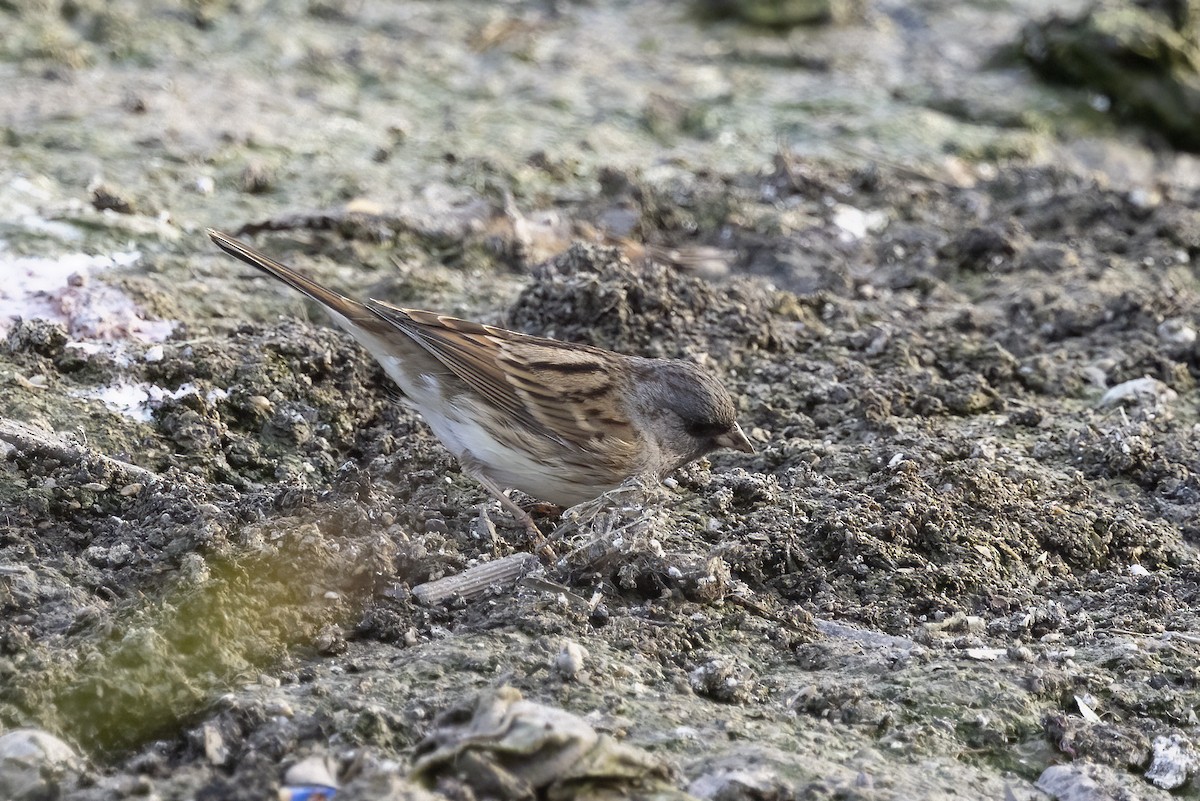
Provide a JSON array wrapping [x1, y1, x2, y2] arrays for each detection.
[[629, 358, 754, 473]]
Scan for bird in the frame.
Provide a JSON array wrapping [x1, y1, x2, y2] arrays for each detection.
[[207, 229, 754, 540]]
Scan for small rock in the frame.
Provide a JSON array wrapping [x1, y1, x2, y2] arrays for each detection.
[[313, 625, 346, 655], [1036, 764, 1102, 800], [689, 765, 785, 799], [965, 647, 1005, 661], [1146, 734, 1199, 790], [90, 183, 137, 214], [192, 175, 216, 195], [201, 723, 228, 767], [1129, 187, 1162, 210], [240, 162, 274, 194], [554, 641, 589, 680], [1157, 318, 1197, 349], [122, 90, 148, 113], [105, 542, 133, 567], [688, 659, 754, 703], [1007, 645, 1036, 663], [832, 204, 888, 240], [265, 700, 294, 718], [970, 438, 998, 461], [1098, 376, 1177, 408], [0, 729, 82, 801], [285, 754, 339, 788]]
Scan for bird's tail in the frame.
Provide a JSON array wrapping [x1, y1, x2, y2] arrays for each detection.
[[207, 229, 379, 327]]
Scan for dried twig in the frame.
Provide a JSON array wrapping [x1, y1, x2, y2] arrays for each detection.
[[0, 418, 159, 485]]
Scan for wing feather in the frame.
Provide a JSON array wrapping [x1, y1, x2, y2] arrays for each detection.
[[364, 301, 637, 454]]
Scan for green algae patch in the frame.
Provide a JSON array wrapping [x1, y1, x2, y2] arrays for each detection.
[[6, 516, 395, 756]]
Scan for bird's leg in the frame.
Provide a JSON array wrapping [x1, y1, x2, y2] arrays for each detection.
[[469, 471, 557, 562]]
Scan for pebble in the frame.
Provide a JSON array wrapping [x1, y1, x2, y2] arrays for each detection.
[[265, 700, 294, 718], [554, 641, 589, 680], [1157, 318, 1196, 349], [0, 729, 81, 801], [1146, 734, 1199, 790], [284, 754, 339, 788], [192, 175, 215, 195], [1036, 764, 1102, 800], [240, 162, 274, 194], [1007, 645, 1036, 663], [964, 647, 1004, 661], [1098, 376, 1176, 408], [422, 517, 449, 536], [201, 723, 228, 766], [831, 204, 888, 240], [1128, 187, 1162, 209], [689, 765, 784, 799]]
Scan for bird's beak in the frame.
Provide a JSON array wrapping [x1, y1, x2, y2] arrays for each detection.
[[714, 423, 755, 454]]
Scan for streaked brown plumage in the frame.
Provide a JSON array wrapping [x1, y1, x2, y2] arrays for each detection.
[[207, 229, 753, 518]]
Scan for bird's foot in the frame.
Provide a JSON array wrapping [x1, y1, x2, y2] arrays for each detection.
[[470, 471, 557, 562]]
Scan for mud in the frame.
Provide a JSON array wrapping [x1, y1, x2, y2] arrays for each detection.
[[3, 1, 1200, 799]]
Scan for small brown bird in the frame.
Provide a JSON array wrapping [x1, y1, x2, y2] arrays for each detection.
[[208, 229, 753, 527]]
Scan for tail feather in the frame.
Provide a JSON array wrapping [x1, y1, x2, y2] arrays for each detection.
[[206, 229, 377, 326]]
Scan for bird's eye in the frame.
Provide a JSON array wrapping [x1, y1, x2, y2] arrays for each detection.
[[684, 419, 728, 439]]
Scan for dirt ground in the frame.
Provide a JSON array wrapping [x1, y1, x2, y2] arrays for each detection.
[[4, 1, 1200, 799]]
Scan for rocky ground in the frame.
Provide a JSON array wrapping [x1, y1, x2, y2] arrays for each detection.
[[4, 1, 1200, 799]]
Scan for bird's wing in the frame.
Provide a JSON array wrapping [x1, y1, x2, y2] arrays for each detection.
[[364, 301, 638, 451]]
